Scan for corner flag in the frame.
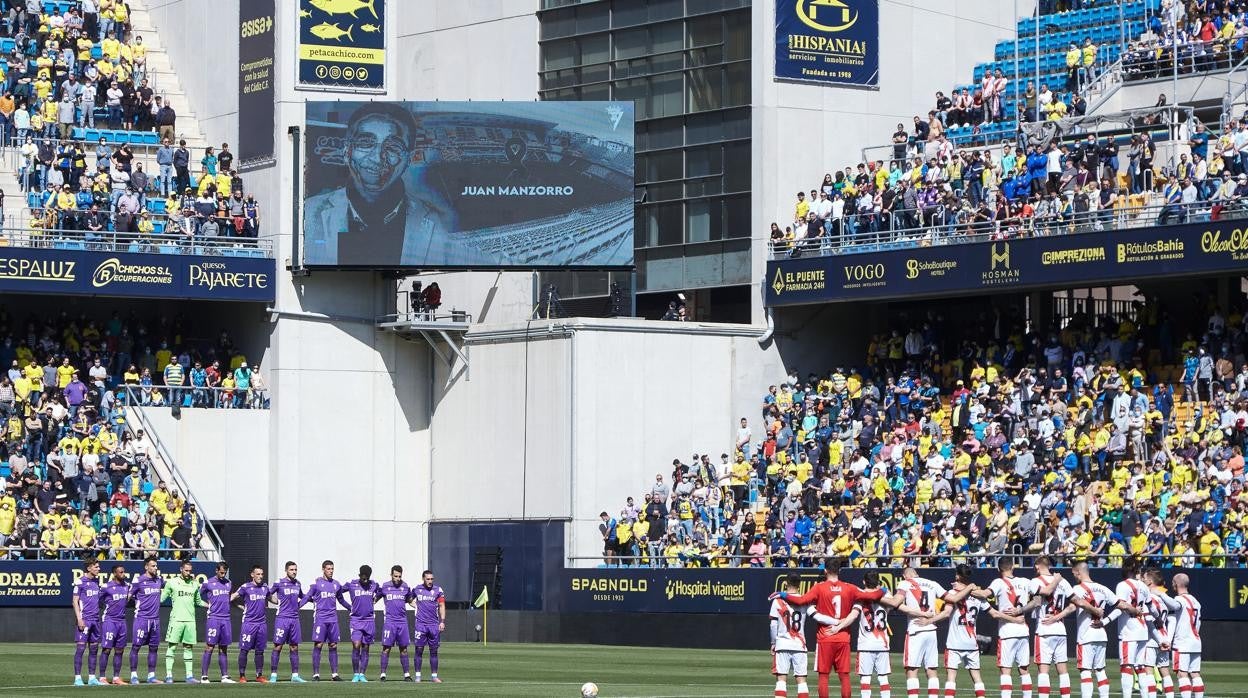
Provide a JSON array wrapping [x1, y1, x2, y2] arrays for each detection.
[[474, 586, 490, 645], [473, 586, 489, 608]]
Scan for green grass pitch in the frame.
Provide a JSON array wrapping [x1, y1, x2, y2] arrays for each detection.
[[1, 643, 1247, 697]]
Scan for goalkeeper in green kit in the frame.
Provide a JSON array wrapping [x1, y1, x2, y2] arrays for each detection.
[[161, 560, 205, 684]]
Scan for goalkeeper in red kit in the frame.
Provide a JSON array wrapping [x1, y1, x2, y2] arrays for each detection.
[[778, 557, 888, 698]]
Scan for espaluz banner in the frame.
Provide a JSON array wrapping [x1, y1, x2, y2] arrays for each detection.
[[557, 566, 1248, 620], [0, 248, 275, 302], [766, 218, 1248, 306], [0, 561, 217, 607]]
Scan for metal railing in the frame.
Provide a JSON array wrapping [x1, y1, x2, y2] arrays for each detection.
[[121, 383, 270, 409], [1123, 38, 1247, 84], [120, 386, 222, 561], [0, 225, 272, 256], [570, 552, 1245, 568], [3, 546, 217, 561], [769, 199, 1237, 260]]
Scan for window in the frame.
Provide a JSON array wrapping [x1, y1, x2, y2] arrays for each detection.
[[685, 145, 722, 178], [647, 203, 683, 246], [686, 66, 721, 112], [686, 198, 723, 243], [542, 39, 577, 71], [645, 150, 682, 183], [651, 72, 683, 119]]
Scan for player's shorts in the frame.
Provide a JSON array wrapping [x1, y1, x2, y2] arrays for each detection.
[[273, 618, 302, 645], [945, 648, 980, 670], [815, 638, 851, 675], [1119, 640, 1149, 667], [997, 636, 1030, 668], [312, 621, 341, 644], [102, 620, 128, 649], [381, 621, 410, 648], [414, 624, 441, 649], [1076, 642, 1107, 671], [773, 649, 809, 677], [1175, 651, 1201, 673], [1144, 644, 1170, 668], [75, 620, 102, 645], [132, 619, 161, 648], [350, 620, 375, 645], [1034, 635, 1068, 665], [857, 650, 891, 677], [903, 631, 939, 669], [239, 621, 268, 651], [165, 620, 196, 645], [205, 617, 232, 647]]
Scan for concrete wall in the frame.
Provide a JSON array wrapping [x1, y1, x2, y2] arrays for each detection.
[[428, 318, 784, 564], [141, 0, 240, 147], [141, 407, 271, 521], [749, 0, 1035, 322]]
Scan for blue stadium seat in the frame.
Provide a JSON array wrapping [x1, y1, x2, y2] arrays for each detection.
[[158, 244, 179, 255], [143, 131, 160, 145], [149, 199, 166, 214], [0, 38, 14, 54], [127, 243, 141, 253], [153, 221, 165, 234], [90, 46, 102, 60], [71, 127, 85, 140], [83, 128, 99, 142]]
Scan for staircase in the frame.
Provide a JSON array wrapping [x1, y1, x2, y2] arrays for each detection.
[[124, 0, 209, 153]]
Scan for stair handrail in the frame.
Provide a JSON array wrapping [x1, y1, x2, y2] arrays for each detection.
[[122, 385, 224, 561]]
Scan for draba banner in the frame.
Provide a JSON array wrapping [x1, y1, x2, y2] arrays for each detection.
[[302, 101, 636, 270], [766, 220, 1248, 306], [0, 248, 274, 302], [238, 0, 276, 168], [0, 561, 216, 607], [556, 567, 1248, 619], [296, 0, 385, 92], [775, 0, 880, 87]]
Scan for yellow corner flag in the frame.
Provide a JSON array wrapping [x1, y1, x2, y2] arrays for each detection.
[[474, 586, 489, 646]]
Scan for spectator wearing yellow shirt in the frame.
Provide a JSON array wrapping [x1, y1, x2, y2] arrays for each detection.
[[56, 357, 75, 390]]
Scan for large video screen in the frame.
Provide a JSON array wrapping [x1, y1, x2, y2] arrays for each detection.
[[302, 101, 635, 270]]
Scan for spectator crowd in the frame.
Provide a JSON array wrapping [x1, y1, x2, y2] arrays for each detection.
[[598, 296, 1248, 571], [0, 307, 267, 560], [0, 1, 262, 246]]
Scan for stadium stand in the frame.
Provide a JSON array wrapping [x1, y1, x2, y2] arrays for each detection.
[[0, 308, 265, 560], [600, 296, 1247, 570], [0, 0, 264, 253]]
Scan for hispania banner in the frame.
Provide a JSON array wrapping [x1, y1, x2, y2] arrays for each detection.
[[296, 0, 385, 92], [0, 561, 216, 607], [0, 248, 274, 302], [775, 0, 880, 87], [766, 219, 1248, 306], [302, 101, 636, 270], [556, 567, 1248, 620]]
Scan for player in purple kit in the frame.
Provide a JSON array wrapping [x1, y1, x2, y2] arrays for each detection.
[[412, 569, 447, 683], [232, 564, 271, 683], [71, 559, 104, 686], [128, 556, 165, 684], [302, 559, 348, 681], [378, 565, 415, 682], [198, 562, 236, 683], [343, 564, 380, 682], [268, 560, 307, 683], [99, 564, 132, 685]]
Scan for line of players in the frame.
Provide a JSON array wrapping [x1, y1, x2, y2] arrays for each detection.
[[70, 557, 446, 685], [769, 557, 1204, 698]]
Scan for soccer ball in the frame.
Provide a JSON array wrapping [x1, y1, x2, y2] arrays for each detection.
[[580, 682, 599, 697]]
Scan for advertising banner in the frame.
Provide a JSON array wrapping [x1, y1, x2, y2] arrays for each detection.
[[303, 101, 635, 270], [238, 0, 277, 169], [0, 248, 275, 302], [0, 561, 216, 607], [557, 567, 1248, 620], [296, 0, 385, 92], [775, 0, 880, 87], [766, 220, 1248, 306]]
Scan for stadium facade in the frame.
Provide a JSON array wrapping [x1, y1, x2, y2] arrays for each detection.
[[133, 0, 1028, 581]]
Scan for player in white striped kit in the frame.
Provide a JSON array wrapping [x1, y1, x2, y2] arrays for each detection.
[[1114, 560, 1155, 698], [1168, 574, 1203, 698], [933, 564, 994, 698], [1144, 567, 1180, 698], [836, 570, 934, 698], [1067, 561, 1121, 698], [1027, 557, 1076, 698], [896, 568, 975, 698], [987, 559, 1058, 698], [771, 573, 838, 698]]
